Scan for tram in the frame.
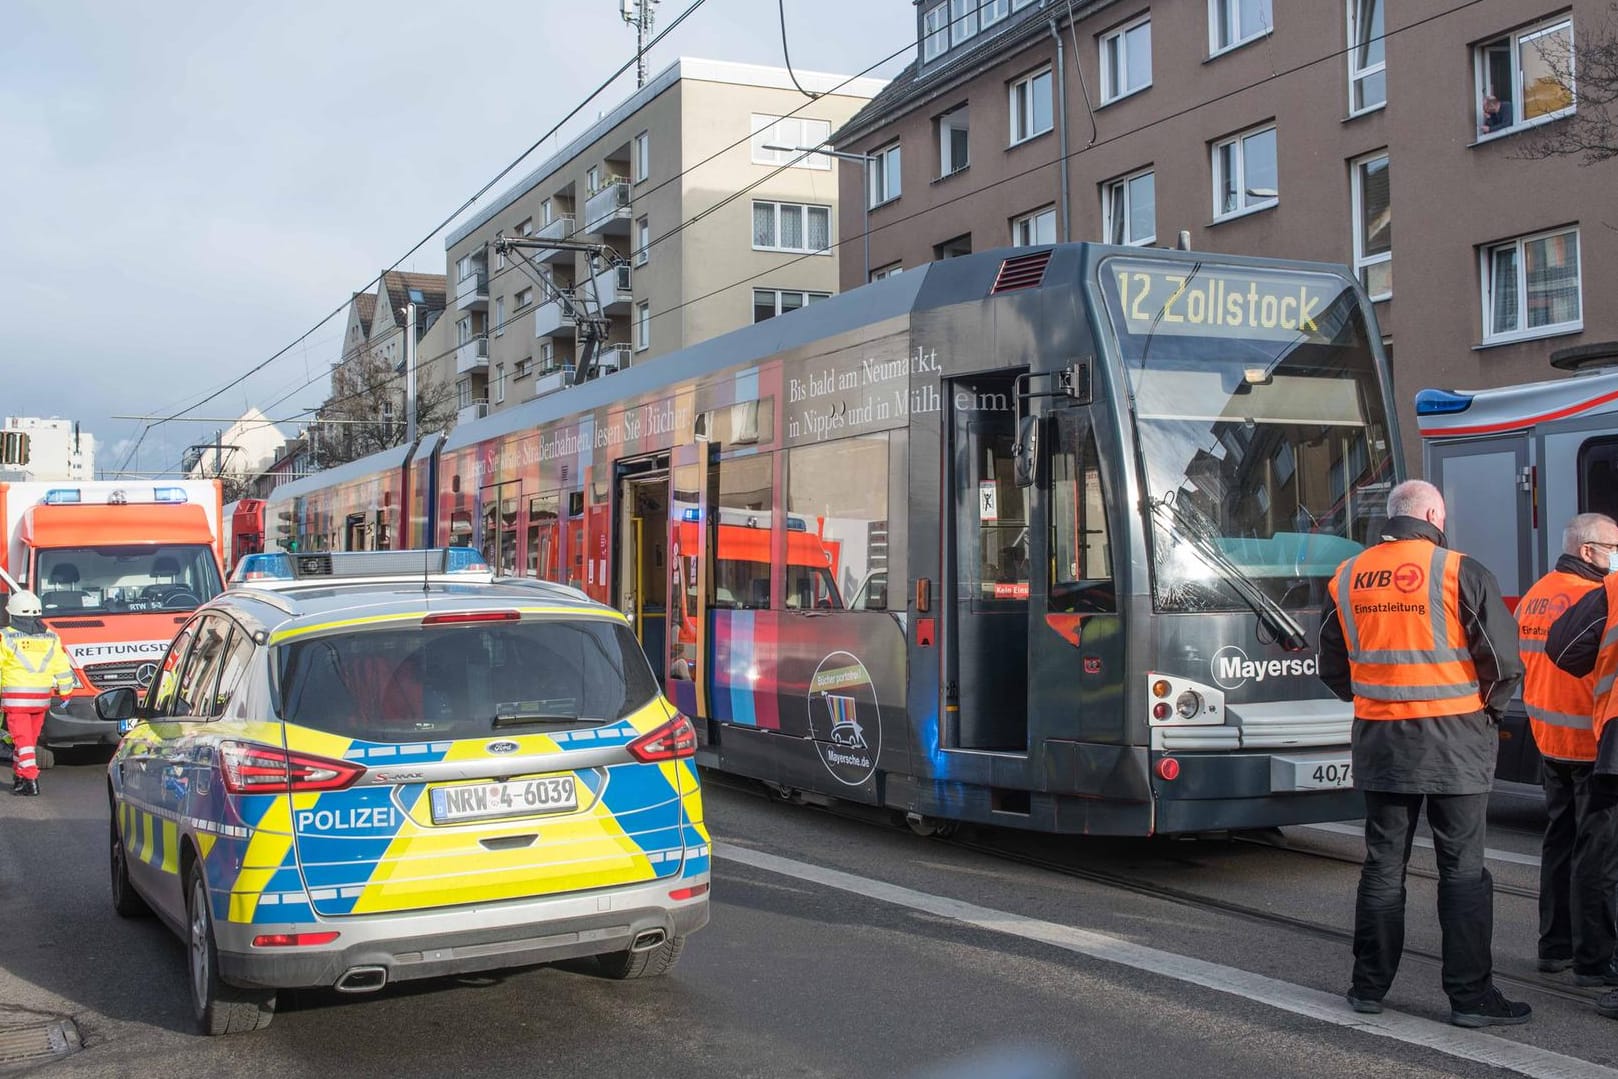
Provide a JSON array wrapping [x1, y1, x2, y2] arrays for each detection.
[[264, 243, 1399, 835]]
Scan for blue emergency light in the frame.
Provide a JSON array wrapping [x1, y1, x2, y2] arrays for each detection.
[[153, 487, 189, 503], [42, 488, 81, 504], [1414, 388, 1475, 416]]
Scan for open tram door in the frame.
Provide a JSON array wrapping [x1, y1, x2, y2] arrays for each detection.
[[613, 453, 671, 674]]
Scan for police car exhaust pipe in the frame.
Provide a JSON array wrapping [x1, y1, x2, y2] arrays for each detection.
[[630, 930, 667, 952], [335, 966, 388, 993]]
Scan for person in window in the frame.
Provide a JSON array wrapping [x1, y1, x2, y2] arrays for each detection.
[[1480, 94, 1514, 134]]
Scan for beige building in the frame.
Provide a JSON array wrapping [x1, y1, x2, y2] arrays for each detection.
[[444, 58, 886, 422]]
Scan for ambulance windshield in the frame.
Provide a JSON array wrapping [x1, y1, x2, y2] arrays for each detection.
[[35, 544, 224, 616]]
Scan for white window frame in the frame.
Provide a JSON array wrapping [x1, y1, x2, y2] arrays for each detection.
[[1100, 15, 1153, 105], [539, 340, 556, 373], [1473, 16, 1576, 141], [456, 255, 473, 282], [750, 115, 833, 169], [456, 316, 472, 345], [1480, 226, 1582, 345], [541, 198, 553, 226], [1103, 169, 1156, 246], [635, 302, 651, 352], [1347, 0, 1386, 115], [633, 131, 649, 182], [870, 263, 904, 282], [1011, 205, 1057, 247], [1351, 151, 1392, 301], [754, 289, 831, 321], [869, 144, 902, 207], [586, 165, 600, 194], [635, 216, 650, 266], [493, 363, 506, 404], [950, 0, 979, 47], [514, 356, 532, 379], [938, 105, 970, 177], [981, 0, 1010, 28], [923, 3, 948, 62], [494, 297, 506, 336], [753, 201, 833, 255], [1009, 67, 1054, 145], [1209, 0, 1273, 56], [514, 287, 533, 311], [1211, 124, 1279, 221]]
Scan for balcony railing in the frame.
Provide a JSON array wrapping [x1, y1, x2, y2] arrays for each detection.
[[457, 399, 489, 425], [534, 216, 575, 262], [455, 337, 489, 374], [533, 365, 576, 398], [591, 263, 632, 312], [533, 291, 577, 338], [592, 343, 634, 374], [455, 270, 488, 311], [583, 180, 632, 234]]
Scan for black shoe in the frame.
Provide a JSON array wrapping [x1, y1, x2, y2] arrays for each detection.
[[1598, 991, 1618, 1020], [20, 779, 38, 797], [1537, 956, 1573, 973], [11, 776, 26, 795], [1450, 987, 1532, 1028], [1346, 992, 1383, 1014], [1575, 958, 1618, 987]]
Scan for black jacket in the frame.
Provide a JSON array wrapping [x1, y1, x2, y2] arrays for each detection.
[[1548, 573, 1618, 775], [1317, 517, 1524, 794]]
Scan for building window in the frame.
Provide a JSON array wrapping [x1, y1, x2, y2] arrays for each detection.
[[456, 255, 474, 281], [456, 316, 472, 344], [515, 356, 532, 379], [937, 105, 970, 176], [1348, 0, 1385, 114], [514, 287, 534, 311], [635, 216, 650, 266], [1481, 227, 1581, 343], [586, 165, 600, 193], [635, 302, 651, 351], [754, 289, 831, 323], [1212, 124, 1278, 219], [516, 217, 534, 236], [868, 144, 901, 207], [541, 198, 553, 225], [1351, 152, 1391, 300], [1101, 15, 1152, 103], [750, 115, 833, 168], [456, 378, 473, 410], [923, 3, 948, 61], [633, 131, 649, 182], [1103, 169, 1155, 246], [1475, 16, 1574, 138], [493, 363, 506, 404], [935, 234, 972, 260], [754, 201, 832, 254], [540, 341, 557, 373], [1011, 206, 1057, 247], [1210, 0, 1272, 54], [950, 0, 978, 46], [1009, 67, 1054, 144], [870, 263, 904, 282], [494, 297, 506, 336]]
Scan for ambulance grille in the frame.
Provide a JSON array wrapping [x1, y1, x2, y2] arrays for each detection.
[[84, 661, 154, 690], [990, 250, 1052, 294]]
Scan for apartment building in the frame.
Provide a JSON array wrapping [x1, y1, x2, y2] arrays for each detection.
[[831, 0, 1612, 460], [0, 416, 94, 481], [443, 58, 885, 422]]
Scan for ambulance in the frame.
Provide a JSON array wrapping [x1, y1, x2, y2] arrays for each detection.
[[0, 480, 225, 763], [1416, 351, 1618, 782]]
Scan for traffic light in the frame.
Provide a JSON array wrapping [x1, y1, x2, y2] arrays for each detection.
[[274, 509, 297, 552], [0, 431, 29, 466]]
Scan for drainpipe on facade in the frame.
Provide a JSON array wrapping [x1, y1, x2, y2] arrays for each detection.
[[1049, 19, 1071, 243]]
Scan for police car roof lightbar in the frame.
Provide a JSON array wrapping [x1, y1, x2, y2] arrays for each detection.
[[230, 548, 494, 588]]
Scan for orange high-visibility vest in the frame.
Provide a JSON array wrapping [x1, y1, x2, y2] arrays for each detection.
[[1329, 539, 1485, 720], [1517, 570, 1600, 761], [1589, 574, 1618, 749]]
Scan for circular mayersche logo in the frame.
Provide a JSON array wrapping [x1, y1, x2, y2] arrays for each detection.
[[807, 651, 881, 787]]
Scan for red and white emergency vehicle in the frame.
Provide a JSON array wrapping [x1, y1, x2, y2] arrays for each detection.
[[1417, 354, 1618, 782], [0, 480, 225, 763]]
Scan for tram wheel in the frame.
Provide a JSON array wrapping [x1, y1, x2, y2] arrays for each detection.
[[905, 813, 958, 839]]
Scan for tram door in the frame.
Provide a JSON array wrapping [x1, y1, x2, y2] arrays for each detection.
[[665, 443, 714, 733], [480, 480, 521, 575], [945, 372, 1029, 751], [614, 457, 670, 673], [344, 513, 366, 551]]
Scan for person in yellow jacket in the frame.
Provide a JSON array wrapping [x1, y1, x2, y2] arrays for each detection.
[[1, 590, 76, 796]]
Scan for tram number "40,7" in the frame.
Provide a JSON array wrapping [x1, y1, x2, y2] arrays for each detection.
[[1309, 762, 1353, 788]]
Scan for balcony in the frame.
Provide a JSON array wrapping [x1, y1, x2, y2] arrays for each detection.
[[455, 270, 488, 311], [533, 365, 576, 398], [455, 337, 488, 374], [457, 399, 489, 425], [592, 343, 634, 375], [534, 216, 575, 262], [533, 291, 577, 338], [591, 263, 632, 313], [583, 180, 632, 234]]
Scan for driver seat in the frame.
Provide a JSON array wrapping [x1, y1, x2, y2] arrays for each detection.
[[143, 556, 184, 599], [42, 563, 86, 611]]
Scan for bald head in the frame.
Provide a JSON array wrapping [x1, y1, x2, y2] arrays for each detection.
[[1387, 480, 1445, 526]]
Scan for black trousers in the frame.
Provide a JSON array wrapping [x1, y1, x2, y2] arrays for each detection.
[[1352, 791, 1493, 1007], [1540, 759, 1618, 972]]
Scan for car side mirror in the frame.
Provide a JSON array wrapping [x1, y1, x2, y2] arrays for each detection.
[[95, 688, 137, 722]]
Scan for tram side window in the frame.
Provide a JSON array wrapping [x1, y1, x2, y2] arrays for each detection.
[[1051, 413, 1116, 613], [527, 492, 561, 580], [712, 454, 775, 609], [787, 434, 889, 610], [1579, 437, 1618, 522]]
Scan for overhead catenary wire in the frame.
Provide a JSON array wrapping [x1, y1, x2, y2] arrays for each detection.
[[778, 0, 822, 99]]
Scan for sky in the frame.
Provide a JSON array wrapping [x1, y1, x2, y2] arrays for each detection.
[[0, 0, 917, 478]]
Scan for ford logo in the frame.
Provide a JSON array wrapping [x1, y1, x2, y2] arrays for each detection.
[[486, 740, 520, 755], [135, 663, 158, 687]]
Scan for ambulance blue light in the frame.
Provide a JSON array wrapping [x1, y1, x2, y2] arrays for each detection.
[[153, 487, 188, 503], [785, 516, 807, 532], [42, 489, 81, 504], [682, 508, 701, 522], [1414, 389, 1475, 416]]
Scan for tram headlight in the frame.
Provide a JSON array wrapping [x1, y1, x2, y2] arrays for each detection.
[[1175, 690, 1203, 720]]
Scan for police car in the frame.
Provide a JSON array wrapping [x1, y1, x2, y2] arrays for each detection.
[[97, 549, 709, 1035]]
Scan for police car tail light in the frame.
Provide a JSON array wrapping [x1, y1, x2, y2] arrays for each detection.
[[219, 742, 364, 794], [627, 714, 698, 762], [1143, 673, 1225, 726], [252, 931, 341, 948]]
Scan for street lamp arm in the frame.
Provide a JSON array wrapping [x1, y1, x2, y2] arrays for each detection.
[[761, 143, 873, 162]]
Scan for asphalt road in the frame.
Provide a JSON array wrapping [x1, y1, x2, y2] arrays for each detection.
[[1, 759, 1614, 1078]]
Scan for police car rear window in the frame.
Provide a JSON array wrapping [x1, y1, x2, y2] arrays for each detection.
[[274, 619, 661, 742]]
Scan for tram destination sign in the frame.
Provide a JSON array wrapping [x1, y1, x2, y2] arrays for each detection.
[[1101, 259, 1348, 344]]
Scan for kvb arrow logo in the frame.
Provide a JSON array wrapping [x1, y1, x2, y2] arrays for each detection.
[[1393, 563, 1425, 594]]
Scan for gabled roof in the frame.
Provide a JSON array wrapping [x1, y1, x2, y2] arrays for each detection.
[[351, 291, 377, 339], [378, 271, 448, 322]]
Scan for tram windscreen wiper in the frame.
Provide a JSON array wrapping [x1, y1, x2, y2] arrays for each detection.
[[1150, 497, 1311, 652]]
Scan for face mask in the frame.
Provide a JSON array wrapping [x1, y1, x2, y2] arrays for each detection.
[[1609, 551, 1618, 575]]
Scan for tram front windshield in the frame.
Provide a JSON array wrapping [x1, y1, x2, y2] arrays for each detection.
[[1099, 258, 1394, 612]]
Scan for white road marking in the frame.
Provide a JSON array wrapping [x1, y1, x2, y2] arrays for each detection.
[[1302, 822, 1543, 868], [719, 844, 1614, 1079]]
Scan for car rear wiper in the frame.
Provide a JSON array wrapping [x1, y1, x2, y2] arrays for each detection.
[[492, 706, 599, 730]]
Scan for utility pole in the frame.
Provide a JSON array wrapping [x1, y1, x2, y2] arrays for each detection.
[[404, 302, 418, 445], [621, 0, 657, 87]]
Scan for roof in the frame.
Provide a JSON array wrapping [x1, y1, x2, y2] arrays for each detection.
[[1417, 367, 1618, 439], [378, 271, 448, 323], [351, 292, 377, 338], [263, 432, 441, 507], [446, 57, 888, 249]]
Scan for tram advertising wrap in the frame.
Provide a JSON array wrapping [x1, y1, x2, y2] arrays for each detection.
[[262, 244, 1401, 836]]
